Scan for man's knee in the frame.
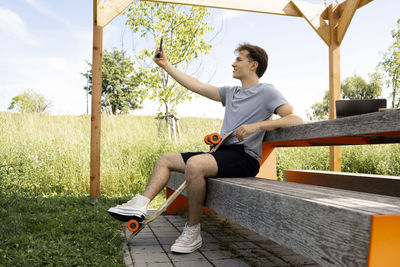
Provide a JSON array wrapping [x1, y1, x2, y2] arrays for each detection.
[[156, 152, 185, 172], [185, 157, 202, 178], [185, 155, 217, 179]]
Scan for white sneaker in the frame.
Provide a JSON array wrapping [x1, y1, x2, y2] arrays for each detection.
[[171, 223, 202, 253], [108, 195, 150, 222]]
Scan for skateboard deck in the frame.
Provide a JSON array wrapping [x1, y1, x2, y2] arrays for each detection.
[[126, 131, 233, 243]]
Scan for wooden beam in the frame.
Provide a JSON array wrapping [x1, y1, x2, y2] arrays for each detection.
[[101, 0, 133, 27], [141, 0, 302, 17], [90, 0, 104, 197], [339, 0, 373, 15], [321, 0, 373, 20], [337, 0, 360, 44], [328, 4, 341, 172], [290, 0, 330, 46]]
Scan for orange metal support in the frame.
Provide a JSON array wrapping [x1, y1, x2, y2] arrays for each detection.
[[368, 214, 400, 266], [166, 187, 216, 215], [166, 188, 188, 215], [257, 143, 277, 180]]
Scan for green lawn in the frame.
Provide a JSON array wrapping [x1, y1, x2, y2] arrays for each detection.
[[0, 191, 125, 266]]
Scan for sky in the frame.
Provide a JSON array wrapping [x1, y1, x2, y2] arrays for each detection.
[[0, 0, 399, 119]]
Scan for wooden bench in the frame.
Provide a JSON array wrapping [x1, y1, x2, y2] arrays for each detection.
[[166, 110, 400, 266]]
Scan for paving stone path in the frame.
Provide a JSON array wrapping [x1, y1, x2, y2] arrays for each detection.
[[122, 211, 321, 267]]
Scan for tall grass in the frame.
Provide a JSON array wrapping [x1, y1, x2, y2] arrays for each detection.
[[0, 112, 222, 201], [276, 145, 400, 178], [1, 112, 399, 199]]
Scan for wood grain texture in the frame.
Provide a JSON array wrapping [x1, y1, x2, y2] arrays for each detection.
[[263, 110, 400, 145], [90, 23, 103, 197], [167, 172, 400, 266], [285, 170, 400, 197]]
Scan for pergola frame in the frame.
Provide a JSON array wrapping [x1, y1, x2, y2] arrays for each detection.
[[90, 0, 374, 197]]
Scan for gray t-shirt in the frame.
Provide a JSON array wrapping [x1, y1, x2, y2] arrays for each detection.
[[218, 83, 289, 161]]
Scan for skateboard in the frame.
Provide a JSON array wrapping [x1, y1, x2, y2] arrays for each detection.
[[126, 131, 233, 243]]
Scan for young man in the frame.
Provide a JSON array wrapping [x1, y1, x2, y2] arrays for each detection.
[[108, 43, 303, 253]]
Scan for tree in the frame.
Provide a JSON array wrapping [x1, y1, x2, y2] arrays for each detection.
[[380, 19, 400, 108], [124, 1, 213, 117], [342, 73, 382, 100], [82, 48, 145, 115], [8, 89, 51, 113], [307, 73, 383, 121]]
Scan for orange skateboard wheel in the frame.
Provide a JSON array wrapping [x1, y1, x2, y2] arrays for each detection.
[[204, 134, 212, 145], [209, 132, 221, 145], [127, 219, 140, 232]]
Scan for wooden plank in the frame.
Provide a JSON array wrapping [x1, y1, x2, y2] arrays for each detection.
[[284, 170, 400, 197], [207, 179, 371, 266], [90, 3, 104, 197], [290, 0, 330, 46], [141, 0, 302, 17], [168, 173, 400, 266], [263, 110, 400, 144], [337, 0, 360, 44]]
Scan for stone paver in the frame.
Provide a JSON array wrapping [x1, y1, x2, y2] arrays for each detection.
[[122, 210, 321, 267]]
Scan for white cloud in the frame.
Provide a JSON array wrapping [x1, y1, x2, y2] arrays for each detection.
[[24, 0, 73, 29], [0, 8, 38, 45]]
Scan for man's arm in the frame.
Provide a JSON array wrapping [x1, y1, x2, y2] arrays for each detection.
[[153, 47, 221, 102], [235, 104, 303, 141]]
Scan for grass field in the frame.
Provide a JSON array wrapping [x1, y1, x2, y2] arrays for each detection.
[[1, 112, 399, 265]]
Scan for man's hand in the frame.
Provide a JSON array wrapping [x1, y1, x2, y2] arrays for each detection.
[[152, 45, 221, 102], [153, 47, 168, 69], [235, 123, 260, 141]]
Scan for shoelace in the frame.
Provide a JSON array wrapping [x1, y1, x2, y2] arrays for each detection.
[[177, 226, 198, 242], [118, 198, 136, 208]]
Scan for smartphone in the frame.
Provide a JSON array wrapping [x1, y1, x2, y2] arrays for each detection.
[[156, 37, 163, 58]]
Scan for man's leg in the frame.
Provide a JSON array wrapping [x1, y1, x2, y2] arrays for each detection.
[[184, 153, 218, 226], [108, 152, 186, 221], [170, 153, 218, 253], [142, 152, 186, 201]]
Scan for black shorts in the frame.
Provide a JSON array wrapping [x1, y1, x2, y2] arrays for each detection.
[[180, 144, 260, 178]]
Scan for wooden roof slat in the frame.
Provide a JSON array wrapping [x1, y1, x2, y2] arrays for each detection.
[[135, 0, 302, 17]]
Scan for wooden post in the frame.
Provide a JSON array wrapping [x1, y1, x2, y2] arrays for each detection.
[[328, 4, 341, 172], [90, 0, 103, 197]]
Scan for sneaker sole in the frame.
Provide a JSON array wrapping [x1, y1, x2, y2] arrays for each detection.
[[108, 210, 145, 222], [171, 240, 202, 254]]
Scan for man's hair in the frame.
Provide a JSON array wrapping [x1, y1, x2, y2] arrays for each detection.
[[235, 43, 268, 78]]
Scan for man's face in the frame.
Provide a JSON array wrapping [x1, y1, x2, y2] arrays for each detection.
[[231, 50, 257, 80]]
